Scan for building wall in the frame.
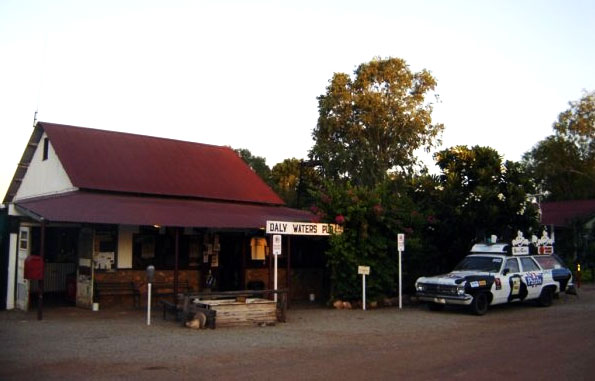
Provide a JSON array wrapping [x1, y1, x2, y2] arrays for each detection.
[[14, 132, 76, 201]]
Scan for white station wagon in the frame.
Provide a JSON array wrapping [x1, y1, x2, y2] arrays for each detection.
[[415, 242, 575, 315]]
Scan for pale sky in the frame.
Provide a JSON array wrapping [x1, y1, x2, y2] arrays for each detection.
[[1, 0, 594, 200]]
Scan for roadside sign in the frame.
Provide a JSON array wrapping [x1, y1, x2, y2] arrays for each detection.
[[398, 234, 405, 251], [272, 234, 282, 255], [358, 265, 370, 310]]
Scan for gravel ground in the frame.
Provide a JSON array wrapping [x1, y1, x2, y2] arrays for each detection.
[[1, 286, 594, 380]]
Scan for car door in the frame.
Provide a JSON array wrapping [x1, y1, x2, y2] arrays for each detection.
[[519, 256, 544, 300], [495, 257, 523, 304]]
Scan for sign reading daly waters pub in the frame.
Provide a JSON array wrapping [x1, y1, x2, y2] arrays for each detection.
[[266, 220, 344, 236]]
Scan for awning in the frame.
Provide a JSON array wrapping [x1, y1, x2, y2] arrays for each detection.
[[15, 191, 313, 229]]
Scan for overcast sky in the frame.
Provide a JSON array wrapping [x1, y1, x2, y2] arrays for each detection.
[[1, 0, 594, 199]]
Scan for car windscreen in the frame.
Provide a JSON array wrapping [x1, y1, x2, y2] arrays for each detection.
[[454, 256, 503, 273]]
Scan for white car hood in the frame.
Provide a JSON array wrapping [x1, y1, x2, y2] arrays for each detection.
[[417, 271, 491, 286]]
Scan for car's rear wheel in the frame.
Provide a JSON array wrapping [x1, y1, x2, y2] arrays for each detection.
[[470, 292, 488, 315], [537, 287, 554, 307], [428, 303, 445, 311]]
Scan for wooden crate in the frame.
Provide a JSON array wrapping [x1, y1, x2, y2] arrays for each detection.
[[199, 298, 276, 327]]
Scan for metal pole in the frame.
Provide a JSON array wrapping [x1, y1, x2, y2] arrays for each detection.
[[147, 283, 152, 325], [274, 251, 278, 303], [362, 274, 366, 311], [398, 249, 402, 310]]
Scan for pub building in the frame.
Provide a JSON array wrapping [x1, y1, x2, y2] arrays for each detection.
[[1, 122, 330, 315]]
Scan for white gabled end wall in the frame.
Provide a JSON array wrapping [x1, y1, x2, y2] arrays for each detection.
[[14, 132, 76, 201]]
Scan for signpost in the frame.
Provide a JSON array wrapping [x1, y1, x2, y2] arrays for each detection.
[[358, 266, 370, 310], [272, 235, 282, 302], [397, 234, 405, 310]]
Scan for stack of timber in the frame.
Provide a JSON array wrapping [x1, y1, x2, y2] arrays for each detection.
[[198, 298, 276, 327]]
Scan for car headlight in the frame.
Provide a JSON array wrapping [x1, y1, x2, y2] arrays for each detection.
[[416, 283, 425, 292], [457, 286, 466, 296]]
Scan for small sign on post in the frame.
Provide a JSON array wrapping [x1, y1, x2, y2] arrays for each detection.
[[358, 266, 370, 310], [397, 234, 405, 310]]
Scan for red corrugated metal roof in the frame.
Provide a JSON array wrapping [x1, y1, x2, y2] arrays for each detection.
[[16, 191, 312, 228], [541, 199, 595, 227], [39, 122, 284, 205]]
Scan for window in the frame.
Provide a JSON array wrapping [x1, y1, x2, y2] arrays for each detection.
[[520, 257, 540, 272], [454, 256, 503, 273], [19, 230, 28, 250], [42, 138, 49, 161], [504, 258, 520, 274], [533, 255, 562, 270]]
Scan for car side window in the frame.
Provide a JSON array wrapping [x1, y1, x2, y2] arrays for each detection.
[[504, 258, 520, 274], [520, 257, 540, 272]]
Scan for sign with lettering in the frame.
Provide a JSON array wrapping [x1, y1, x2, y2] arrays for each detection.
[[272, 234, 282, 255], [266, 221, 344, 236], [358, 266, 370, 275]]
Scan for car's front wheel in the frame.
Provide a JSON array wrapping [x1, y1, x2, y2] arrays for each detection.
[[470, 292, 489, 315]]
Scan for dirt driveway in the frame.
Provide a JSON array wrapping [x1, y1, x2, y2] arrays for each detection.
[[1, 286, 594, 380]]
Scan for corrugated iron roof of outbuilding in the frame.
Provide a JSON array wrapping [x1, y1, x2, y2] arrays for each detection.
[[541, 199, 595, 227], [23, 122, 285, 205]]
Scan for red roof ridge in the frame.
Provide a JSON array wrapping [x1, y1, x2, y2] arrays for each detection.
[[38, 121, 233, 153]]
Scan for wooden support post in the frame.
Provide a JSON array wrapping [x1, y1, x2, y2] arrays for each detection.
[[173, 227, 180, 305], [37, 220, 46, 321], [287, 236, 291, 309]]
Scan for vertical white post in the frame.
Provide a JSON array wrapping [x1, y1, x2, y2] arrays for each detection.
[[147, 283, 152, 326], [274, 253, 278, 303], [398, 249, 402, 310], [362, 274, 366, 311]]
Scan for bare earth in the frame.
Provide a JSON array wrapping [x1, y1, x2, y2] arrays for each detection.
[[1, 286, 594, 381]]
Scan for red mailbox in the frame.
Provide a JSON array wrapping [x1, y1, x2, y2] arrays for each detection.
[[24, 255, 44, 280]]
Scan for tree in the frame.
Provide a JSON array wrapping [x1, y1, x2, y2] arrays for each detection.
[[310, 57, 443, 188], [270, 159, 321, 208], [234, 148, 272, 186], [523, 91, 595, 201], [424, 145, 540, 269]]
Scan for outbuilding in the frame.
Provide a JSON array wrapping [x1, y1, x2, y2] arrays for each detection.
[[1, 122, 330, 313]]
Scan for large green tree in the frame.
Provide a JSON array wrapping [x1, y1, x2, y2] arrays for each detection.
[[310, 57, 443, 187], [523, 90, 595, 201]]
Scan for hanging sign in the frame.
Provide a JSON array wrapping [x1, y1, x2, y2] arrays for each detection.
[[266, 221, 343, 236]]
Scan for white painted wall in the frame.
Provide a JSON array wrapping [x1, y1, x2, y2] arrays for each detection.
[[14, 132, 76, 201], [117, 225, 137, 269]]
